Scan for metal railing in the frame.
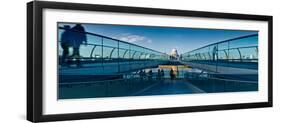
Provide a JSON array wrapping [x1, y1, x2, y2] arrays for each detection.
[[58, 27, 170, 62], [181, 34, 258, 63]]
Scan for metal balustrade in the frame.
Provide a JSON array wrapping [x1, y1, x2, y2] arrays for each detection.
[[181, 34, 258, 63], [58, 27, 169, 63]]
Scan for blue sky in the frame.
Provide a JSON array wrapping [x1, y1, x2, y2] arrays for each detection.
[[58, 23, 258, 54]]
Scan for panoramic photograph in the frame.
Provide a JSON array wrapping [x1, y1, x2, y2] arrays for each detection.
[[57, 22, 258, 99]]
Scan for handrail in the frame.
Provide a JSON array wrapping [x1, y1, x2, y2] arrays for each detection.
[[181, 34, 258, 62], [59, 27, 168, 55], [186, 45, 257, 55], [183, 34, 258, 53]]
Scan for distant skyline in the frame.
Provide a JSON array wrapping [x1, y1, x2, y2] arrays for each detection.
[[58, 23, 258, 54]]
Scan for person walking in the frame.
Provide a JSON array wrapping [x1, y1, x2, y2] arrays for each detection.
[[69, 24, 87, 67], [170, 68, 175, 80], [60, 25, 71, 66], [157, 69, 161, 80], [160, 69, 165, 80], [139, 70, 144, 81], [212, 45, 217, 61], [148, 70, 153, 81]]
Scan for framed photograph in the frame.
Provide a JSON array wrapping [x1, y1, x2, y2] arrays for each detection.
[[27, 1, 273, 122]]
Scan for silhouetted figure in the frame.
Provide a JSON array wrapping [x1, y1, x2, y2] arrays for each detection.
[[212, 45, 217, 61], [161, 69, 165, 79], [148, 70, 153, 81], [170, 69, 175, 80], [60, 25, 71, 66], [157, 69, 161, 80], [69, 24, 87, 67], [139, 70, 145, 81]]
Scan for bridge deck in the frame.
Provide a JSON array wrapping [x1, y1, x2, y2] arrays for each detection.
[[60, 60, 169, 75], [181, 61, 258, 74]]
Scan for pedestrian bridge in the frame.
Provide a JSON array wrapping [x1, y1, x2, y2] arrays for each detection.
[[58, 27, 258, 99], [58, 27, 258, 76]]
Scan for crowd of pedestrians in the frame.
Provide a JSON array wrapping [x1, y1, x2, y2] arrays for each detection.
[[138, 68, 177, 81]]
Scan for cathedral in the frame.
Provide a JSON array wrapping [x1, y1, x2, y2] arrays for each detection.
[[170, 48, 180, 60]]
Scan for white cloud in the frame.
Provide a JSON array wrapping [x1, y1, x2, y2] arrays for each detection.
[[117, 33, 152, 44]]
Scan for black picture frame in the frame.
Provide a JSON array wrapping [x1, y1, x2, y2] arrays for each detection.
[[27, 1, 273, 122]]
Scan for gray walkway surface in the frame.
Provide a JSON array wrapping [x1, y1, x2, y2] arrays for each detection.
[[133, 80, 205, 96], [59, 79, 205, 99]]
